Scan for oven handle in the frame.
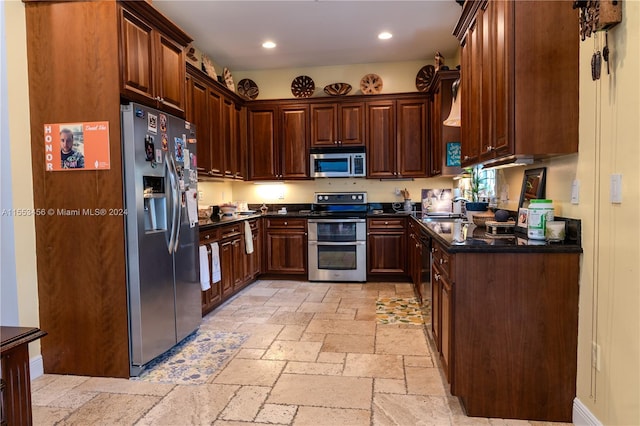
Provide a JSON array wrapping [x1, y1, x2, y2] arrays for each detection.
[[308, 241, 367, 246], [307, 218, 366, 224]]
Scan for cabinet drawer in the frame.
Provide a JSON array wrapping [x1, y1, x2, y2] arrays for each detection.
[[368, 218, 406, 230], [432, 242, 452, 278], [200, 228, 220, 242], [266, 218, 306, 229], [247, 219, 260, 231], [219, 224, 243, 239]]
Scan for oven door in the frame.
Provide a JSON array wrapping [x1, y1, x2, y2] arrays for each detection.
[[308, 219, 366, 242], [308, 241, 367, 282]]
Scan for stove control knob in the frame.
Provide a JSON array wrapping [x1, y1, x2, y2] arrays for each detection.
[[352, 195, 356, 200], [357, 195, 363, 200]]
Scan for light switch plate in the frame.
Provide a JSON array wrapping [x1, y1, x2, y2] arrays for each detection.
[[610, 174, 622, 203], [571, 180, 580, 204]]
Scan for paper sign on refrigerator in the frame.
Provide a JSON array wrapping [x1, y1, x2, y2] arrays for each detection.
[[44, 121, 111, 171]]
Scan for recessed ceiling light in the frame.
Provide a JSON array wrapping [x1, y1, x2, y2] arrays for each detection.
[[378, 32, 393, 40], [262, 41, 276, 49]]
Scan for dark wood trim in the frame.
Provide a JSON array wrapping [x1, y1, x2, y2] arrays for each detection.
[[453, 0, 486, 42], [119, 0, 192, 47]]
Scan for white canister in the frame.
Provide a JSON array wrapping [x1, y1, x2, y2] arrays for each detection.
[[527, 199, 554, 240]]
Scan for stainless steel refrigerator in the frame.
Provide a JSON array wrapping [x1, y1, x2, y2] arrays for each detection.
[[121, 102, 201, 376]]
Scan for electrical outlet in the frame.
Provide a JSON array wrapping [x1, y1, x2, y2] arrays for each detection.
[[198, 191, 203, 201], [395, 187, 401, 196], [592, 341, 601, 371]]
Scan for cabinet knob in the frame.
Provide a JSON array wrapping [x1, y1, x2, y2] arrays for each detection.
[[384, 221, 389, 225], [486, 146, 494, 152], [464, 155, 470, 160], [284, 221, 288, 226]]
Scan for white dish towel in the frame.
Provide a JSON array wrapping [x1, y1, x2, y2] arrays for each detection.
[[244, 221, 254, 254], [199, 245, 211, 291], [210, 242, 221, 283]]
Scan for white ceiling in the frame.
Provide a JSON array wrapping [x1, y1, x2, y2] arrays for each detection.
[[153, 1, 464, 71]]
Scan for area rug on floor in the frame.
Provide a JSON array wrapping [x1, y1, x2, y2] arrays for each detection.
[[132, 330, 249, 385], [376, 297, 425, 325]]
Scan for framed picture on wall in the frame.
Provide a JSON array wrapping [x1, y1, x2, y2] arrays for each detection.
[[516, 208, 529, 233], [446, 142, 461, 167]]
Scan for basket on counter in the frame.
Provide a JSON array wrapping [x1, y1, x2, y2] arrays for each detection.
[[471, 211, 495, 227]]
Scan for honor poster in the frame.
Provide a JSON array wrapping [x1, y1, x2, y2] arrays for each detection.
[[44, 121, 111, 171]]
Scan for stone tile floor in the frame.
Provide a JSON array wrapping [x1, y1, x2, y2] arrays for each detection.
[[32, 280, 572, 425]]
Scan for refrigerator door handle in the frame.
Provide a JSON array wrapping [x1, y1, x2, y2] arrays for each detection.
[[166, 153, 179, 254], [169, 156, 182, 253]]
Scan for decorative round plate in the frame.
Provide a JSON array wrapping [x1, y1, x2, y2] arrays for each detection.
[[360, 73, 383, 95], [291, 75, 315, 98], [202, 55, 217, 79], [237, 79, 259, 100], [223, 67, 235, 92], [324, 82, 352, 96], [415, 65, 435, 92]]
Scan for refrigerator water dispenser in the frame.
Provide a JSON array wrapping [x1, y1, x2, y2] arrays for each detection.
[[143, 176, 167, 232]]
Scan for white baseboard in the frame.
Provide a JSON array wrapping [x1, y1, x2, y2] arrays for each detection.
[[573, 397, 603, 426], [30, 355, 44, 380]]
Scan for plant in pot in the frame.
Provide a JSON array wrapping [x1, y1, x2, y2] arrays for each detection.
[[464, 165, 489, 213]]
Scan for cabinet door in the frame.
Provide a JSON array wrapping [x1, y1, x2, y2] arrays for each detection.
[[367, 232, 406, 274], [310, 104, 338, 146], [366, 101, 396, 178], [440, 273, 452, 381], [231, 238, 243, 290], [429, 90, 442, 176], [280, 104, 310, 179], [478, 2, 494, 162], [251, 229, 261, 277], [120, 8, 154, 101], [208, 89, 225, 176], [265, 230, 307, 274], [396, 98, 428, 177], [155, 33, 185, 115], [220, 240, 234, 297], [490, 0, 513, 157], [461, 16, 482, 166], [431, 264, 441, 352], [339, 102, 365, 146], [222, 98, 235, 177], [186, 75, 212, 174], [248, 107, 279, 180]]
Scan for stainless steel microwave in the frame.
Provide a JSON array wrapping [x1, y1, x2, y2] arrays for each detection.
[[310, 148, 366, 178]]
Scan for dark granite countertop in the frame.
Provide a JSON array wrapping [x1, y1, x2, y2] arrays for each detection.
[[411, 216, 583, 254], [198, 213, 262, 230]]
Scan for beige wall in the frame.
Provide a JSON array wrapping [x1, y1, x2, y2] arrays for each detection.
[[6, 1, 638, 423], [570, 2, 639, 422], [5, 0, 41, 356]]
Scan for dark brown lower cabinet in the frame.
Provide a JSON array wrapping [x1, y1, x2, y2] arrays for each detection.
[[199, 228, 222, 316], [264, 218, 307, 275], [1, 327, 47, 426], [431, 242, 580, 422], [367, 218, 407, 279], [199, 219, 261, 315]]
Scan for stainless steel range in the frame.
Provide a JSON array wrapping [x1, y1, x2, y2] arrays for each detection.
[[307, 192, 367, 282]]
